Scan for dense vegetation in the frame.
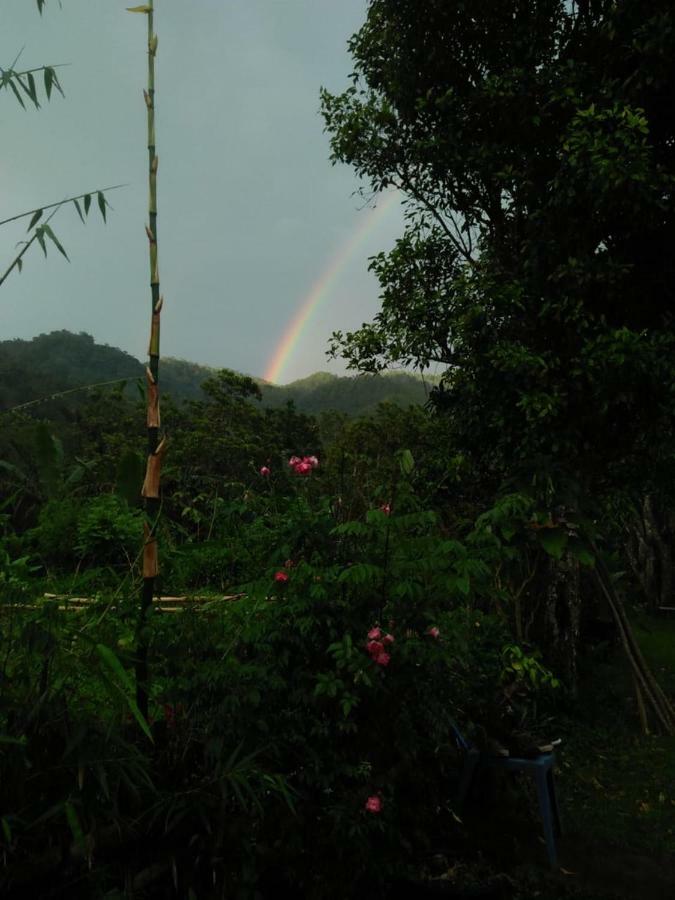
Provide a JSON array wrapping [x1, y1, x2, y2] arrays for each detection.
[[2, 2, 674, 898], [0, 330, 435, 415]]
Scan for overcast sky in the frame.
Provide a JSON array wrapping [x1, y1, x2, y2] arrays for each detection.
[[1, 0, 405, 383]]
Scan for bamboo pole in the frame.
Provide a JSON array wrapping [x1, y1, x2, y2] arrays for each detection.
[[129, 0, 163, 718]]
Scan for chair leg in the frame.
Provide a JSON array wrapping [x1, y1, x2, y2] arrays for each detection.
[[457, 748, 480, 810], [535, 768, 558, 868], [547, 768, 562, 836]]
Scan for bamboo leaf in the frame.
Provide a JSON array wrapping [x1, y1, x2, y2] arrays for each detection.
[[126, 5, 152, 12], [8, 79, 26, 109], [27, 209, 43, 231], [36, 0, 46, 14], [64, 801, 85, 851], [73, 198, 84, 224], [97, 191, 107, 223], [28, 72, 39, 106], [16, 258, 22, 273], [50, 69, 65, 98], [35, 226, 47, 257], [43, 224, 69, 260], [44, 67, 53, 100], [95, 644, 153, 742], [83, 193, 92, 216]]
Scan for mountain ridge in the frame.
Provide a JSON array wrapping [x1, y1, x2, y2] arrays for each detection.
[[0, 331, 441, 416]]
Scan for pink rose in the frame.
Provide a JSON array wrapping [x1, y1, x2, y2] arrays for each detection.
[[366, 640, 384, 658], [375, 652, 390, 666], [365, 795, 382, 814], [306, 455, 319, 468], [259, 466, 270, 476], [294, 461, 312, 475], [380, 503, 392, 515], [288, 456, 301, 467], [367, 627, 382, 640], [383, 633, 394, 645], [427, 626, 440, 639], [274, 571, 289, 583]]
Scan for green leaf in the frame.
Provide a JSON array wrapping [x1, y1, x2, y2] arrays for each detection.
[[27, 209, 43, 231], [26, 72, 39, 107], [43, 225, 69, 260], [96, 644, 153, 742], [97, 191, 107, 223], [73, 199, 84, 224], [8, 79, 26, 109], [455, 574, 470, 595], [44, 67, 53, 100], [64, 801, 84, 851], [537, 528, 568, 560], [398, 448, 415, 475], [568, 539, 595, 567], [35, 226, 48, 257], [83, 193, 92, 216]]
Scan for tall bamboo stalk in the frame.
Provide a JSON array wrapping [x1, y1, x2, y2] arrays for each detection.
[[129, 0, 164, 718]]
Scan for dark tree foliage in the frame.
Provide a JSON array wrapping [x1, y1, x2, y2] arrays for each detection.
[[322, 0, 675, 498]]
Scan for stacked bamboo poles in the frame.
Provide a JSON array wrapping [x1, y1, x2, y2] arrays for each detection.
[[129, 0, 164, 717]]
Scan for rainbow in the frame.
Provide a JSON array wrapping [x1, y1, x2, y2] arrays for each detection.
[[264, 191, 399, 384]]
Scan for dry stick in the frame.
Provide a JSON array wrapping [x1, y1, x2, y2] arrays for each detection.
[[594, 550, 675, 725], [132, 0, 163, 719], [593, 555, 675, 734]]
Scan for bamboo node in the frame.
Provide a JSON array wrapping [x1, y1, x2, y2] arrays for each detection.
[[143, 89, 152, 109], [141, 437, 168, 499], [145, 224, 156, 243], [154, 296, 164, 314], [151, 155, 159, 173]]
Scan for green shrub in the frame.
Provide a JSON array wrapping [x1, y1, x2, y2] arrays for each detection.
[[74, 494, 143, 566]]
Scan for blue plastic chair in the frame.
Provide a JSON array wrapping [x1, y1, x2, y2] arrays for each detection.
[[452, 724, 562, 868]]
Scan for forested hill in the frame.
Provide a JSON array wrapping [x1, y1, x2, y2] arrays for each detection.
[[0, 331, 437, 416]]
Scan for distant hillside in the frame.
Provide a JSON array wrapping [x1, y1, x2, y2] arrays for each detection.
[[261, 370, 436, 415], [0, 331, 440, 416]]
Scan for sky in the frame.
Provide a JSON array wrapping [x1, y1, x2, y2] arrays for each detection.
[[1, 0, 405, 384]]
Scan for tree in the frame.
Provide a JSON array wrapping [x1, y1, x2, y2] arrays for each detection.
[[322, 0, 675, 731], [322, 0, 675, 499]]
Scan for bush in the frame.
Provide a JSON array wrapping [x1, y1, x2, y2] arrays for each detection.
[[74, 494, 143, 566]]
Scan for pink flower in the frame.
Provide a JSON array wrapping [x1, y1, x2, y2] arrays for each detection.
[[380, 503, 392, 515], [259, 466, 270, 476], [366, 640, 384, 658], [294, 461, 312, 475], [367, 627, 382, 640], [427, 626, 440, 639], [274, 571, 289, 583], [375, 652, 390, 666], [365, 795, 383, 814], [306, 455, 319, 468], [288, 456, 301, 467], [383, 633, 395, 645]]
